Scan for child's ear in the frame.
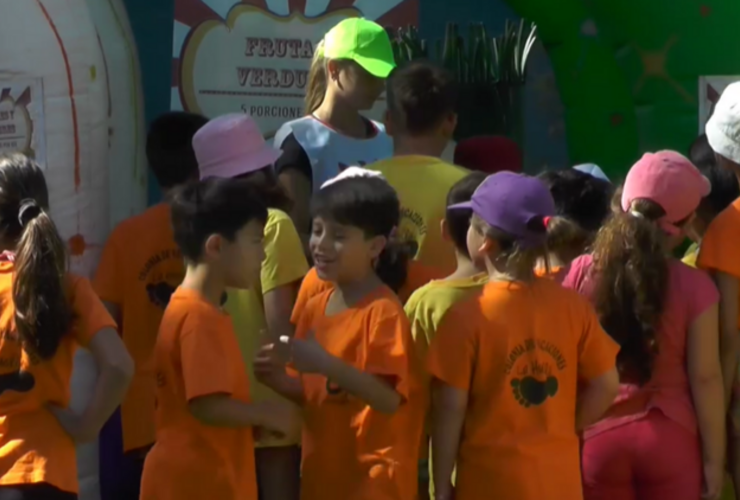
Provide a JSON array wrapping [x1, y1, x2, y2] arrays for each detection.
[[204, 233, 223, 259], [478, 236, 496, 255], [383, 109, 394, 136], [440, 219, 450, 241], [369, 234, 388, 260], [442, 112, 458, 138]]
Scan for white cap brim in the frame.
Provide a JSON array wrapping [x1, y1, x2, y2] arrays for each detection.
[[706, 113, 740, 164]]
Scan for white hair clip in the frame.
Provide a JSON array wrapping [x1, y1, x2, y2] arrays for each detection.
[[320, 166, 386, 189], [629, 210, 645, 219]]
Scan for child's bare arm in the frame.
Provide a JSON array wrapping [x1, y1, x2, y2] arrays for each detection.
[[189, 394, 297, 436], [259, 370, 306, 406], [322, 355, 402, 414], [715, 272, 740, 407], [431, 380, 466, 500], [576, 367, 619, 431], [253, 346, 306, 405]]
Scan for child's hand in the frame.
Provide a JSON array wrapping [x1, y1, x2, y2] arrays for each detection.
[[701, 462, 724, 500], [434, 487, 455, 500], [279, 331, 331, 374], [254, 343, 287, 383], [254, 400, 302, 440], [47, 405, 96, 443]]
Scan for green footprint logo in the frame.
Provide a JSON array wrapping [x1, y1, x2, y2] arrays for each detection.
[[511, 376, 559, 407]]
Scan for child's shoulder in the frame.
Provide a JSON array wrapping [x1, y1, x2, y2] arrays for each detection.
[[708, 196, 740, 233], [362, 286, 407, 321], [108, 203, 170, 241]]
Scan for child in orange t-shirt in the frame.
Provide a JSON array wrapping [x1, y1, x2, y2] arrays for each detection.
[[139, 179, 296, 500], [427, 172, 620, 500], [291, 167, 444, 323], [94, 112, 209, 498], [0, 154, 133, 500], [256, 174, 426, 500]]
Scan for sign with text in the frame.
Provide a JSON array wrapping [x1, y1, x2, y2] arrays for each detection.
[[0, 79, 46, 166], [172, 0, 417, 137]]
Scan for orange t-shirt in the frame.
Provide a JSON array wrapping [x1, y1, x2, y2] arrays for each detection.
[[0, 266, 115, 493], [295, 286, 426, 500], [291, 262, 444, 324], [698, 197, 740, 328], [94, 203, 184, 451], [140, 287, 257, 500], [427, 278, 619, 500]]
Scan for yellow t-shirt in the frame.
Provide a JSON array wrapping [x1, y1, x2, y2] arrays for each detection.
[[405, 273, 489, 356], [367, 155, 469, 275], [404, 273, 488, 497], [225, 208, 308, 447], [682, 241, 699, 267]]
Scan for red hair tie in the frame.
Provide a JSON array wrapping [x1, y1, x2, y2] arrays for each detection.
[[543, 216, 552, 228]]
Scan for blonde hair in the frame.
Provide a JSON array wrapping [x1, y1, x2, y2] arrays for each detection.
[[304, 40, 327, 114], [471, 213, 548, 281]]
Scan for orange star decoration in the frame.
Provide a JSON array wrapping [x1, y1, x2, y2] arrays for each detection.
[[633, 36, 693, 104]]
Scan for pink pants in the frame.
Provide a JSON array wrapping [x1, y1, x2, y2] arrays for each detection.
[[582, 410, 702, 500]]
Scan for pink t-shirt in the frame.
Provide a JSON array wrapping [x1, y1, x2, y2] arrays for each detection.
[[563, 254, 719, 439]]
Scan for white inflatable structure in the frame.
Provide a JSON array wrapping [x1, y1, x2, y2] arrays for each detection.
[[87, 0, 148, 227], [0, 1, 146, 500]]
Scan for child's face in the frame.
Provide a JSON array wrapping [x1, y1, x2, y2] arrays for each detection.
[[329, 60, 385, 111], [218, 219, 266, 289], [310, 216, 384, 284]]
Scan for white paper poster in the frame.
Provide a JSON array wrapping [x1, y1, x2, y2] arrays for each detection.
[[0, 79, 46, 167], [699, 76, 740, 133]]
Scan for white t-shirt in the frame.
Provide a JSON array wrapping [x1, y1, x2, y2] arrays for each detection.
[[273, 115, 393, 190]]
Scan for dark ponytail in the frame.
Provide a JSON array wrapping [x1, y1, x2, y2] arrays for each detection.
[[590, 194, 670, 385], [14, 204, 72, 359], [545, 215, 592, 264], [374, 240, 409, 293], [0, 154, 72, 360]]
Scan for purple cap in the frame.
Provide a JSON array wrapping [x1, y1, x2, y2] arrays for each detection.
[[448, 171, 555, 249]]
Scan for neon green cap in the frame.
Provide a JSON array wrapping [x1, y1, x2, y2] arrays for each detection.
[[322, 18, 396, 78]]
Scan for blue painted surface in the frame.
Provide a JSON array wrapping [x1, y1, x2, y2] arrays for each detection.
[[123, 0, 174, 204]]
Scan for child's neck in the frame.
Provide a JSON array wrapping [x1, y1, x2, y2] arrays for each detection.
[[445, 255, 484, 281], [393, 136, 447, 159], [485, 259, 534, 284], [180, 264, 226, 308], [313, 97, 366, 138], [334, 272, 383, 307]]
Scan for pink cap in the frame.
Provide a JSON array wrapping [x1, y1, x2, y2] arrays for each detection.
[[193, 114, 282, 180], [621, 150, 710, 235]]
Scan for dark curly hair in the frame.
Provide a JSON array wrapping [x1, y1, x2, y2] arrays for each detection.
[[590, 192, 674, 385]]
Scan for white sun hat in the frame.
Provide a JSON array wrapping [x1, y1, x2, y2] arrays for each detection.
[[320, 166, 386, 189], [706, 81, 740, 164]]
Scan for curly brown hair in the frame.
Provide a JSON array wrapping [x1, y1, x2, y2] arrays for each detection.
[[590, 192, 671, 385], [471, 213, 549, 281]]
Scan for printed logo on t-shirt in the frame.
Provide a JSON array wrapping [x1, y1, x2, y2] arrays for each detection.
[[505, 339, 567, 408], [397, 206, 427, 257], [138, 248, 183, 309], [0, 330, 40, 395]]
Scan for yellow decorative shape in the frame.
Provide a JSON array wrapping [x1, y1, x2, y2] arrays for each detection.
[[633, 36, 693, 104]]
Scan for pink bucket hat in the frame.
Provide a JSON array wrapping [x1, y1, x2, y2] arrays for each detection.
[[621, 150, 710, 235], [193, 114, 282, 180]]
